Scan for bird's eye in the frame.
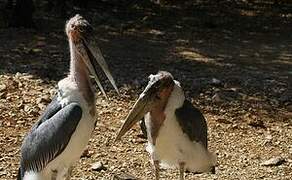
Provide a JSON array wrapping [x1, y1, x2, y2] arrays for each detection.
[[71, 24, 75, 29]]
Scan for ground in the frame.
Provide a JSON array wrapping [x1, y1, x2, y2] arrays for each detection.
[[0, 0, 292, 179]]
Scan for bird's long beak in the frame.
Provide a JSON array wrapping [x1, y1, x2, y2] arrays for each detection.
[[66, 14, 118, 98], [81, 38, 119, 98], [115, 86, 156, 141]]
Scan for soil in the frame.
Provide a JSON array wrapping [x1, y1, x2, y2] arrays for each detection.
[[0, 0, 291, 179]]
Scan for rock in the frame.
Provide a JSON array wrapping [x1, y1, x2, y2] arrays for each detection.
[[38, 103, 47, 110], [16, 120, 25, 124], [265, 134, 272, 141], [212, 93, 222, 102], [91, 161, 106, 171], [36, 95, 51, 104], [211, 78, 221, 85], [0, 84, 7, 92], [113, 172, 138, 180], [81, 148, 94, 158], [24, 105, 31, 112], [261, 157, 285, 166], [263, 134, 273, 145]]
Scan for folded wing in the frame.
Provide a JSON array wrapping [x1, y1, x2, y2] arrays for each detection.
[[20, 97, 82, 173]]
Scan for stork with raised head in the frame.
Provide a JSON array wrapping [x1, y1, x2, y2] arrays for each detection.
[[115, 71, 215, 180], [17, 14, 118, 180]]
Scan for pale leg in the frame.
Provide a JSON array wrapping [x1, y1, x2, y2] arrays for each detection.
[[65, 166, 73, 180], [51, 170, 57, 180], [179, 162, 185, 180], [55, 166, 73, 180]]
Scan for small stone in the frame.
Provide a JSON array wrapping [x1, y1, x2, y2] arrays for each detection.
[[261, 157, 285, 166], [266, 134, 272, 141], [0, 84, 7, 92], [211, 78, 221, 85], [16, 120, 25, 124], [81, 148, 94, 158], [24, 105, 31, 112], [212, 93, 222, 102], [91, 161, 106, 171], [36, 95, 51, 104], [38, 103, 47, 110]]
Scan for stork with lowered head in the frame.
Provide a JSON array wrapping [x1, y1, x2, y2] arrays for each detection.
[[116, 71, 215, 180], [18, 15, 118, 180]]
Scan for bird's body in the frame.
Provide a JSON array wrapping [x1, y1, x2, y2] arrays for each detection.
[[22, 78, 96, 179], [43, 78, 95, 179], [18, 15, 118, 180], [145, 81, 215, 173], [116, 71, 215, 179]]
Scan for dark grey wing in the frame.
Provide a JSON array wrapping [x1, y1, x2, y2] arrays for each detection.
[[33, 95, 62, 127], [20, 102, 82, 173], [175, 100, 208, 148]]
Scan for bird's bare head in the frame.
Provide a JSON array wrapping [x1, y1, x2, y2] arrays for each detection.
[[65, 14, 92, 42], [115, 71, 174, 141], [144, 71, 175, 103], [65, 14, 119, 98]]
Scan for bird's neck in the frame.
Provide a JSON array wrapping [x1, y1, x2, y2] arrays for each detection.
[[164, 81, 185, 112], [69, 42, 96, 108], [149, 81, 185, 144]]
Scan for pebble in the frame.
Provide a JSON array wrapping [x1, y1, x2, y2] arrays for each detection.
[[261, 157, 285, 166], [0, 84, 7, 92], [36, 95, 51, 104], [91, 161, 106, 171], [211, 78, 221, 85], [212, 93, 222, 102]]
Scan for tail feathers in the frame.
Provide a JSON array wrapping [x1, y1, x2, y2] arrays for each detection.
[[19, 171, 42, 180]]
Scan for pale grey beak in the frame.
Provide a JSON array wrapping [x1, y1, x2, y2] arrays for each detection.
[[115, 85, 157, 141], [81, 38, 119, 99]]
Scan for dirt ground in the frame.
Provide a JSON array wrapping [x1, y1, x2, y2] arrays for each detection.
[[0, 0, 292, 179]]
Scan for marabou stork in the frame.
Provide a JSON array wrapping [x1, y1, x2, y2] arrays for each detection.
[[18, 14, 118, 180], [116, 71, 215, 180]]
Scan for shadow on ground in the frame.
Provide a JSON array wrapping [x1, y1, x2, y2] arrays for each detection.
[[0, 0, 291, 116]]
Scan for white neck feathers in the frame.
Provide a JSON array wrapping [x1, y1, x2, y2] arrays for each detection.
[[165, 80, 185, 112]]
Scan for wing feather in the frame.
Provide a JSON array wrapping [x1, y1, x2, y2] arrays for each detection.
[[20, 100, 82, 172], [175, 100, 208, 148]]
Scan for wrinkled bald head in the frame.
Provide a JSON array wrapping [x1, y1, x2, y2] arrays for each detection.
[[65, 14, 93, 42]]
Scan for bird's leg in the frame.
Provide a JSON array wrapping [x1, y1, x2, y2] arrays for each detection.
[[65, 166, 74, 180], [154, 160, 160, 180], [51, 170, 57, 180], [179, 162, 185, 180]]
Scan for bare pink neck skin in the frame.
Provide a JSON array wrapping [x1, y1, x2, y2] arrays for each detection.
[[149, 85, 174, 145], [69, 44, 96, 114]]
